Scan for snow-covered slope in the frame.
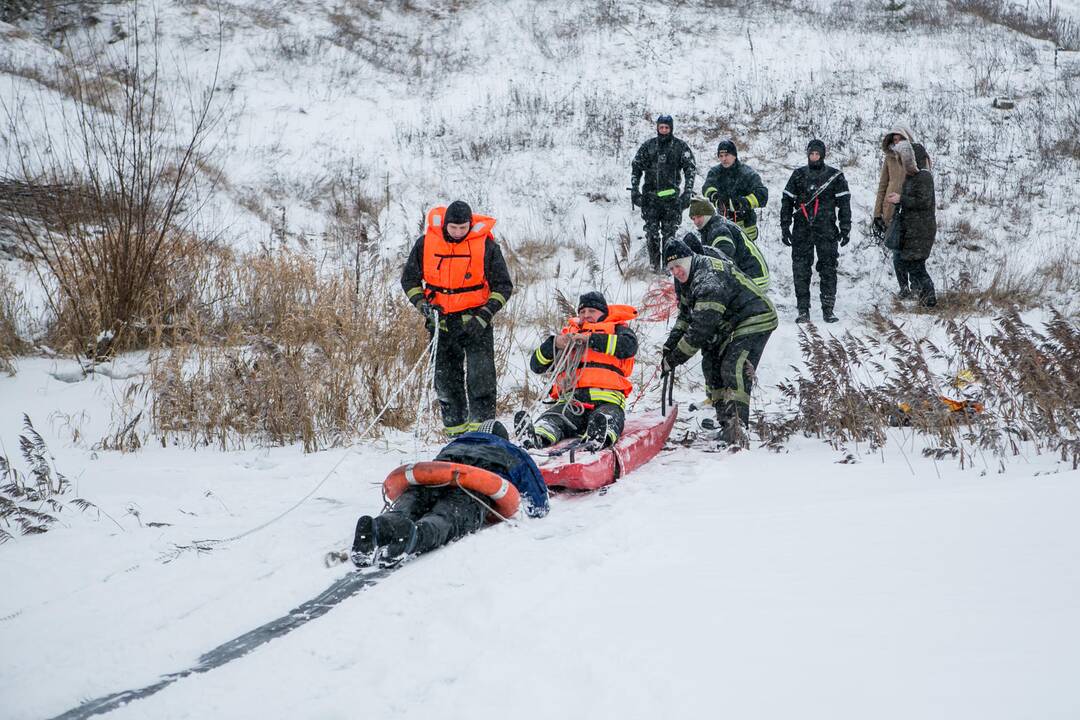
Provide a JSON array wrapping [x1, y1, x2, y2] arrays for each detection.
[[2, 1, 1080, 718]]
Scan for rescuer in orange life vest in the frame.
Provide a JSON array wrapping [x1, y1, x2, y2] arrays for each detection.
[[517, 291, 638, 451], [401, 201, 514, 436]]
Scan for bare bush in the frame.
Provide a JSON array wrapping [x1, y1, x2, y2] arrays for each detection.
[[2, 11, 224, 357]]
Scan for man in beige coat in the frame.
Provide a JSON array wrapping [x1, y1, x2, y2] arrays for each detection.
[[873, 125, 930, 298]]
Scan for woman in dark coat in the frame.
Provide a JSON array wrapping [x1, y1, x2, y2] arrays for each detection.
[[886, 141, 937, 307]]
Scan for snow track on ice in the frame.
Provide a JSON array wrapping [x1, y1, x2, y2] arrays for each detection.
[[49, 569, 390, 720]]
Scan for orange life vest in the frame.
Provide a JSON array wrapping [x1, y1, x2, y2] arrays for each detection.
[[422, 206, 496, 314], [551, 304, 637, 399]]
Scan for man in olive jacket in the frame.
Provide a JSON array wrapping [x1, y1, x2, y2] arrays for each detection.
[[661, 239, 777, 447], [630, 114, 697, 270], [702, 139, 768, 243]]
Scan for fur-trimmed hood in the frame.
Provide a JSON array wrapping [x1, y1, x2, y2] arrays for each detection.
[[882, 125, 916, 153]]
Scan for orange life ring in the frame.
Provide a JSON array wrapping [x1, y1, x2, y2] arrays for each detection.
[[382, 461, 520, 521]]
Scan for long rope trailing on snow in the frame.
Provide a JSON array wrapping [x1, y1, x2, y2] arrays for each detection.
[[195, 330, 440, 548]]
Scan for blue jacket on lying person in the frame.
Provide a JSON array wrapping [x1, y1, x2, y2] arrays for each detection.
[[351, 421, 548, 568]]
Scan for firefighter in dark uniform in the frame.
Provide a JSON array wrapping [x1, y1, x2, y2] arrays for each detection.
[[702, 139, 768, 244], [687, 196, 771, 291], [630, 114, 697, 270], [661, 239, 777, 447], [401, 200, 513, 436], [779, 139, 852, 323], [521, 292, 638, 451]]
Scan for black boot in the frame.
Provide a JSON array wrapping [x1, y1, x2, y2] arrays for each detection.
[[378, 515, 418, 568], [584, 412, 614, 451], [350, 515, 378, 567], [795, 309, 811, 324], [822, 307, 839, 323]]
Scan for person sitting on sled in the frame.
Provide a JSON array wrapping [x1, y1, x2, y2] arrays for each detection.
[[518, 291, 639, 451], [351, 420, 548, 568]]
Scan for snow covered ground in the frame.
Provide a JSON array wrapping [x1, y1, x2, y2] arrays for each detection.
[[3, 0, 1080, 718]]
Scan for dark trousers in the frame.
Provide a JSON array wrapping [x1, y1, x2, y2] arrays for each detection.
[[642, 198, 683, 268], [701, 330, 772, 427], [382, 486, 487, 555], [433, 318, 496, 433], [791, 236, 838, 311], [895, 257, 936, 303], [892, 250, 910, 291], [533, 400, 625, 447]]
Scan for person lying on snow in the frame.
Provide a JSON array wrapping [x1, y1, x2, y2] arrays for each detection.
[[350, 421, 548, 568], [519, 291, 638, 451]]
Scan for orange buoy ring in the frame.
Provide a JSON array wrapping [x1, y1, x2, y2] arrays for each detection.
[[382, 461, 520, 521]]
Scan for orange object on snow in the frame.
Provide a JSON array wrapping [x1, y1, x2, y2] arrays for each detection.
[[938, 396, 985, 414], [383, 460, 520, 520]]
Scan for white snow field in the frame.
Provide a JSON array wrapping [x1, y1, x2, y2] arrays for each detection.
[[3, 0, 1080, 718]]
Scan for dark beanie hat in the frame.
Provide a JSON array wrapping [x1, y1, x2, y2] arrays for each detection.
[[656, 114, 674, 130], [477, 419, 509, 440], [806, 139, 827, 158], [662, 238, 694, 264], [716, 139, 738, 158], [445, 200, 473, 225], [577, 291, 609, 318]]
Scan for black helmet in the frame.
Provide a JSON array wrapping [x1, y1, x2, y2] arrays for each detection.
[[656, 114, 674, 130]]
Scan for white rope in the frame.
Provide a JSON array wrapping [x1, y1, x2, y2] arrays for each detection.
[[458, 484, 520, 526], [195, 332, 439, 547], [519, 337, 587, 425]]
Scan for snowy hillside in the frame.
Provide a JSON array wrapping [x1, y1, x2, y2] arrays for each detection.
[[2, 1, 1080, 718]]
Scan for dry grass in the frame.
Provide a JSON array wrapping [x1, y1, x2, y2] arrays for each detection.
[[148, 250, 433, 452], [0, 267, 30, 375], [759, 309, 1080, 470]]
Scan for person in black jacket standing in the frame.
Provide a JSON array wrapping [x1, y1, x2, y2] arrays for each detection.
[[630, 114, 696, 270], [702, 139, 768, 244], [779, 139, 852, 323]]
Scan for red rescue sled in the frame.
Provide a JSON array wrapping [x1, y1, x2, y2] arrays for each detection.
[[536, 407, 678, 490]]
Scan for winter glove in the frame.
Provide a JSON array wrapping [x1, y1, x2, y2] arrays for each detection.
[[462, 310, 490, 340], [417, 300, 439, 332], [872, 216, 886, 240], [733, 195, 752, 217], [839, 229, 850, 247], [631, 188, 641, 208], [661, 348, 685, 374], [680, 189, 693, 210], [714, 195, 731, 217], [781, 226, 792, 247]]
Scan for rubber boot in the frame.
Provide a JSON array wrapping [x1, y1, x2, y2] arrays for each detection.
[[350, 515, 378, 567]]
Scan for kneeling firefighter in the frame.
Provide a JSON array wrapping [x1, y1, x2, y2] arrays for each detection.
[[519, 291, 638, 451], [351, 421, 548, 568]]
